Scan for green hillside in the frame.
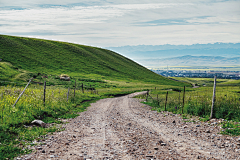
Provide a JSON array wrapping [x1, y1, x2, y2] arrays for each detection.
[[0, 34, 189, 87], [219, 79, 240, 85], [0, 35, 238, 160], [171, 77, 232, 86]]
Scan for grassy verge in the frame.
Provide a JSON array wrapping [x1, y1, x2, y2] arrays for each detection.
[[220, 121, 240, 136], [0, 82, 110, 160], [0, 80, 157, 160], [136, 79, 240, 136], [0, 125, 62, 159]]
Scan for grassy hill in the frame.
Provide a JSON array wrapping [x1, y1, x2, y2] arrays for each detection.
[[0, 34, 189, 87], [219, 79, 240, 85], [0, 35, 239, 159], [0, 35, 191, 159]]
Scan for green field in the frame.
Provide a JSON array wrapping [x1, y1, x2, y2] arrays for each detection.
[[0, 35, 239, 159], [137, 78, 240, 136], [220, 79, 240, 85], [171, 77, 233, 86], [142, 85, 240, 120]]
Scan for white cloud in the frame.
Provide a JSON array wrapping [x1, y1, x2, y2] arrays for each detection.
[[0, 0, 239, 47]]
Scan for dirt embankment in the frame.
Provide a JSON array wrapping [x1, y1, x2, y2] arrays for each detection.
[[20, 91, 240, 160]]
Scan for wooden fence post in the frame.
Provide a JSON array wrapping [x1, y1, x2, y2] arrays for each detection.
[[67, 87, 70, 102], [210, 76, 217, 119], [165, 91, 168, 111], [13, 78, 33, 107], [146, 90, 149, 102], [182, 86, 185, 114], [82, 83, 84, 94], [157, 94, 159, 105], [197, 91, 198, 104], [74, 79, 76, 97], [179, 91, 181, 105], [43, 81, 46, 105]]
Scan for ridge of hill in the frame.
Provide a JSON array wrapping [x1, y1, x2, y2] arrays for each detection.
[[0, 35, 189, 87]]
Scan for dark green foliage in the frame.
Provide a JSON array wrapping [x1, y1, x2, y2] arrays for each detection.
[[0, 98, 98, 160], [0, 124, 58, 160], [221, 122, 240, 136], [0, 145, 27, 160], [185, 104, 209, 117], [214, 105, 240, 121]]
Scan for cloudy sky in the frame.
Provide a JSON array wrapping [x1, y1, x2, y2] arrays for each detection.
[[0, 0, 239, 47]]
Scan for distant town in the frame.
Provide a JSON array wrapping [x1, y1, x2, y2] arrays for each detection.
[[152, 70, 240, 79]]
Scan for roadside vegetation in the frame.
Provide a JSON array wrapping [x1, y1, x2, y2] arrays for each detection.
[[0, 34, 239, 159], [0, 79, 163, 159], [0, 84, 99, 159], [137, 78, 240, 136], [0, 34, 191, 159]]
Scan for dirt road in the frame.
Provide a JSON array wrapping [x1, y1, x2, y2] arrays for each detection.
[[21, 91, 240, 160]]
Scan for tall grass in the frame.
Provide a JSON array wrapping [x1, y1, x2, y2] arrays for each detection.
[[142, 85, 240, 121], [0, 84, 102, 159], [0, 81, 160, 159], [0, 85, 101, 126]]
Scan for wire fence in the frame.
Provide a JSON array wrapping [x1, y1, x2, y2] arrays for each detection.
[[143, 85, 240, 120], [0, 78, 106, 125], [0, 78, 145, 112], [1, 78, 240, 121]]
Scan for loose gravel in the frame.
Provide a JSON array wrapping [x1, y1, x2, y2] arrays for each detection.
[[19, 91, 240, 160]]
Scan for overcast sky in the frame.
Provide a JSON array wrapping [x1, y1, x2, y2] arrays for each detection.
[[0, 0, 239, 47]]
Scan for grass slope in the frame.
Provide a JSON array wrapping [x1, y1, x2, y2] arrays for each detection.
[[0, 35, 189, 159], [219, 79, 240, 85], [0, 62, 20, 81], [0, 35, 189, 87], [0, 62, 33, 82]]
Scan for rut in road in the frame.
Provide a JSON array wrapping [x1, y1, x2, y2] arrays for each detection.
[[21, 91, 240, 160]]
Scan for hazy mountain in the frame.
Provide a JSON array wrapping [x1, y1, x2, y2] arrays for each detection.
[[107, 43, 240, 60], [136, 55, 240, 67]]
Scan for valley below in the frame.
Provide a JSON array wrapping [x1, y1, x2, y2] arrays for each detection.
[[20, 92, 240, 160]]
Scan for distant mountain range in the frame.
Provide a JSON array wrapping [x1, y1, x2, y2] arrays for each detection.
[[107, 43, 240, 67], [136, 55, 240, 67]]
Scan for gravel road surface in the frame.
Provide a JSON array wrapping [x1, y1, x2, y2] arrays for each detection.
[[20, 91, 240, 160]]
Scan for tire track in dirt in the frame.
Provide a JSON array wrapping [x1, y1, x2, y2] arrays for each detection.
[[20, 91, 240, 160], [127, 98, 217, 159]]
